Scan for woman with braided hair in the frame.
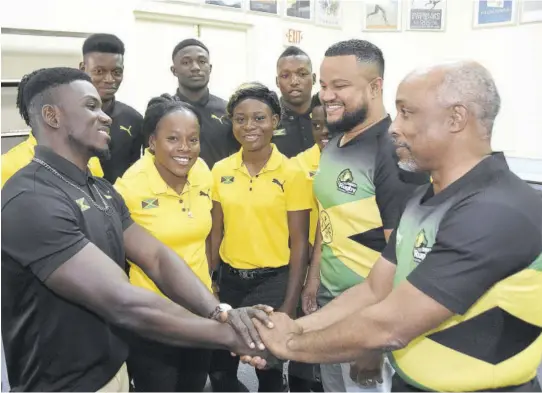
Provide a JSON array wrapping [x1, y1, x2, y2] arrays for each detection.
[[209, 82, 312, 392]]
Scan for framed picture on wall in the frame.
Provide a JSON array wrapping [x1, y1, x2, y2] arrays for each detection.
[[250, 0, 278, 14], [315, 0, 341, 26], [284, 0, 312, 20], [204, 0, 243, 9], [519, 0, 542, 23], [473, 0, 517, 27], [362, 0, 402, 31], [407, 0, 447, 31]]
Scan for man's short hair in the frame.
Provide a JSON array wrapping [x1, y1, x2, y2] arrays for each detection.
[[82, 33, 125, 56], [17, 67, 92, 127], [325, 39, 385, 77], [172, 39, 210, 60], [277, 46, 311, 68]]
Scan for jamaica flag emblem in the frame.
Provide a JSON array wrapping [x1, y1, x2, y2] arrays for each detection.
[[142, 198, 159, 209], [221, 176, 235, 184]]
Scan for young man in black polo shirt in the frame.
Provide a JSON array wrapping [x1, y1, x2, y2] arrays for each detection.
[[249, 61, 542, 392], [80, 33, 144, 183], [1, 67, 275, 392], [170, 38, 238, 168], [273, 46, 316, 158]]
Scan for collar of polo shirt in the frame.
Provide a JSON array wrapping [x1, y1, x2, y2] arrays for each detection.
[[233, 143, 283, 173], [34, 146, 93, 186], [141, 148, 205, 195]]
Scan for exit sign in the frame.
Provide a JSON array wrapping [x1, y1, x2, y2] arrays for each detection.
[[284, 28, 303, 46]]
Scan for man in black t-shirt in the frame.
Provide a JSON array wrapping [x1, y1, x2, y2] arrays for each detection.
[[169, 38, 238, 168], [1, 68, 274, 392], [273, 46, 316, 158], [248, 61, 542, 392], [80, 33, 144, 183]]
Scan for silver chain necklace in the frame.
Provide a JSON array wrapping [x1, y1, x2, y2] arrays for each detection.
[[32, 157, 113, 215]]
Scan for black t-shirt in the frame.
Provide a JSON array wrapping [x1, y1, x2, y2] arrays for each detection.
[[382, 153, 542, 391], [1, 147, 133, 392], [100, 99, 144, 183], [173, 89, 239, 168], [272, 101, 314, 158]]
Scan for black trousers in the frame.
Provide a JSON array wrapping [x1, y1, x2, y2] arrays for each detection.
[[209, 264, 289, 392], [127, 336, 212, 392]]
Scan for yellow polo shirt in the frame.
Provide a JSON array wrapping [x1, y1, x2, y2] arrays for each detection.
[[212, 144, 312, 270], [291, 144, 321, 245], [1, 134, 104, 187], [114, 150, 213, 293]]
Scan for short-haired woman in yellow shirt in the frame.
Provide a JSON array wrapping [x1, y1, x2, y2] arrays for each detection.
[[115, 95, 214, 392], [209, 83, 312, 392]]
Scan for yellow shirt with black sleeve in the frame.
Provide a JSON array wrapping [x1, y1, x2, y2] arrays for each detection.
[[291, 144, 321, 245], [1, 133, 104, 188], [212, 144, 313, 270], [114, 149, 213, 293]]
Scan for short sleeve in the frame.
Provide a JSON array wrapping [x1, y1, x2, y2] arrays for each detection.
[[211, 166, 221, 203], [285, 165, 313, 212], [374, 139, 430, 229], [407, 202, 542, 315], [1, 192, 89, 281], [381, 229, 398, 264], [109, 181, 135, 231], [130, 114, 145, 162]]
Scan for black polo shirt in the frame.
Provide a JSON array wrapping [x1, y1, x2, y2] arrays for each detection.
[[272, 100, 314, 158], [173, 89, 239, 168], [1, 146, 133, 392], [383, 153, 542, 392], [100, 98, 144, 183]]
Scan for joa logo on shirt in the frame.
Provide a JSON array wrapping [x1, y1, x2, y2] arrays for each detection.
[[413, 229, 432, 264], [221, 176, 235, 184], [336, 168, 358, 195], [142, 198, 159, 209]]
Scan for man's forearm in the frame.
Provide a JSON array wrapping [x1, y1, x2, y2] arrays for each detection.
[[113, 284, 237, 350], [150, 246, 219, 318], [286, 303, 398, 364], [297, 281, 378, 333]]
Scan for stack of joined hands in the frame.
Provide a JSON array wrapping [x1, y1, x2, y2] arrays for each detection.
[[226, 305, 384, 389], [224, 305, 301, 369]]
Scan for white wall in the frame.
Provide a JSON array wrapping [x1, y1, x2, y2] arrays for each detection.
[[2, 0, 541, 161]]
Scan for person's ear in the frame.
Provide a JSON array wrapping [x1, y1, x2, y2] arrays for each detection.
[[449, 105, 468, 134], [149, 134, 157, 154], [42, 105, 60, 129]]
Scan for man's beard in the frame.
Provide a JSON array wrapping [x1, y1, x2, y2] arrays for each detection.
[[394, 142, 419, 172], [326, 104, 369, 135]]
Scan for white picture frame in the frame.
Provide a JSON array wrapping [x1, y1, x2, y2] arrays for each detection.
[[362, 0, 403, 32], [283, 0, 313, 21], [315, 0, 342, 27], [406, 0, 447, 31], [519, 0, 542, 23], [473, 0, 518, 28]]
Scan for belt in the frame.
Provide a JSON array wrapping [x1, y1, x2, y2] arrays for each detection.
[[225, 264, 287, 280]]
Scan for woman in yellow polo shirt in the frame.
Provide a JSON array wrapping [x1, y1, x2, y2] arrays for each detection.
[[114, 94, 213, 392], [209, 83, 312, 392]]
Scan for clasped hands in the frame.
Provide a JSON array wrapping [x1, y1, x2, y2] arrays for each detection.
[[220, 306, 302, 369]]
